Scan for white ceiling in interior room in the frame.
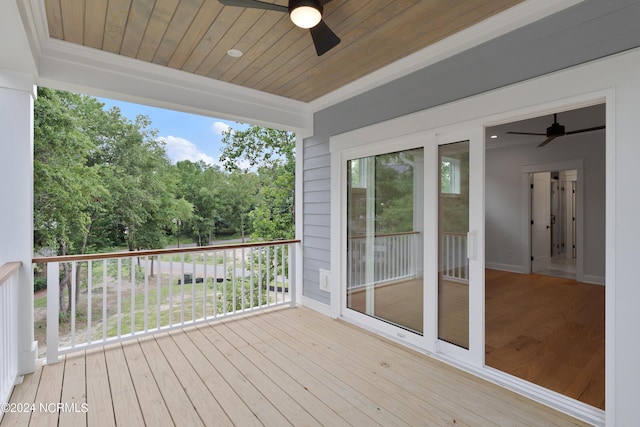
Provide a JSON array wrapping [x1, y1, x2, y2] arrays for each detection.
[[485, 103, 606, 149]]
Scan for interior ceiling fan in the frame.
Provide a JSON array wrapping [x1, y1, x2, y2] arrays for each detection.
[[507, 113, 606, 147], [218, 0, 340, 56]]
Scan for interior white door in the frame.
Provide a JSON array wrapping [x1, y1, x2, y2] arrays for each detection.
[[531, 172, 551, 272]]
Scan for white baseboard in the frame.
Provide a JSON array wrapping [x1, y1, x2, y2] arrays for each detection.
[[583, 275, 605, 285], [485, 262, 526, 274]]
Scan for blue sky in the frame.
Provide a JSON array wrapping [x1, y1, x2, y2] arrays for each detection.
[[99, 98, 249, 167]]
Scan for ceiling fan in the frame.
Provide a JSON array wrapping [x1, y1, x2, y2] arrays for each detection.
[[507, 113, 606, 147], [218, 0, 340, 56]]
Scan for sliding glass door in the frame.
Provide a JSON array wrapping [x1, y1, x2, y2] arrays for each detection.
[[438, 141, 470, 349], [338, 129, 482, 361], [346, 148, 424, 334]]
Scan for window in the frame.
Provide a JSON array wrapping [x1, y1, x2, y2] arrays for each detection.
[[441, 156, 461, 194]]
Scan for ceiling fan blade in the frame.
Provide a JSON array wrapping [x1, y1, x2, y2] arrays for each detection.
[[217, 0, 287, 12], [310, 19, 340, 56], [566, 125, 606, 135], [537, 135, 558, 147], [319, 0, 334, 4], [506, 131, 546, 136]]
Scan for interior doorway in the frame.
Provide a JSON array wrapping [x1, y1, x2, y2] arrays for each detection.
[[531, 169, 578, 280]]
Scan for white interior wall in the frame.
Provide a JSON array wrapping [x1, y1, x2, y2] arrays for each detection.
[[485, 131, 605, 282]]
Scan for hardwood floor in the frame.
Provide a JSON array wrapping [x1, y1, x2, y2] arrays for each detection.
[[485, 269, 605, 410], [2, 307, 590, 426], [347, 270, 605, 410], [348, 279, 423, 333]]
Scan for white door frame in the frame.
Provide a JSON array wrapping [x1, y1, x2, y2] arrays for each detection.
[[521, 160, 585, 281]]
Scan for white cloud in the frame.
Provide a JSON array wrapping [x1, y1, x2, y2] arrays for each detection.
[[212, 121, 231, 135], [161, 136, 217, 165]]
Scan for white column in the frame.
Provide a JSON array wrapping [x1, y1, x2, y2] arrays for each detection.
[[0, 70, 37, 375]]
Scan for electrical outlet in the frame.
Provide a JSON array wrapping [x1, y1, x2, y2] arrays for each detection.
[[319, 269, 331, 292]]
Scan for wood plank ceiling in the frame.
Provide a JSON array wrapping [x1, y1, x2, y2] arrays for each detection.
[[44, 0, 524, 103]]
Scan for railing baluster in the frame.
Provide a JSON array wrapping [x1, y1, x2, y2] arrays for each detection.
[[232, 249, 237, 314], [102, 259, 107, 342], [70, 261, 77, 348], [180, 254, 185, 325], [144, 256, 149, 333], [281, 245, 286, 302], [266, 246, 271, 307], [241, 247, 246, 312], [87, 261, 92, 345], [288, 243, 296, 306], [169, 258, 174, 327], [156, 256, 161, 330], [117, 258, 122, 339], [131, 256, 135, 335], [249, 247, 254, 310], [273, 246, 277, 305], [258, 248, 263, 307], [46, 262, 60, 364], [203, 253, 208, 320], [223, 251, 228, 316], [192, 256, 196, 322], [213, 250, 218, 318]]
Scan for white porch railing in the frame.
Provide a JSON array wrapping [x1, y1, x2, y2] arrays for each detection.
[[33, 240, 299, 364], [441, 232, 468, 282], [0, 261, 21, 410], [347, 231, 469, 288], [348, 231, 420, 289]]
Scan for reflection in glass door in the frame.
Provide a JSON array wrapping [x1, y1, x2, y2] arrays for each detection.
[[346, 148, 424, 334], [438, 141, 469, 348]]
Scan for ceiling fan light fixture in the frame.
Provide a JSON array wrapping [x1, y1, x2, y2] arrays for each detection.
[[289, 0, 322, 29]]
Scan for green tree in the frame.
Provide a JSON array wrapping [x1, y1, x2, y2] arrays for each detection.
[[170, 197, 195, 247], [220, 125, 295, 241], [90, 111, 176, 252], [220, 125, 295, 291], [34, 89, 179, 311], [34, 88, 107, 312]]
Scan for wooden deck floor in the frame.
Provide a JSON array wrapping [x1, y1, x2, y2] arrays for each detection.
[[2, 307, 590, 427]]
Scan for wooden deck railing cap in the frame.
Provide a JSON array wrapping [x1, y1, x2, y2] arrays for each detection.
[[32, 239, 301, 263]]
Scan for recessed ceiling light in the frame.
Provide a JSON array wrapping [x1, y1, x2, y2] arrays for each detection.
[[227, 49, 243, 58], [490, 135, 498, 139]]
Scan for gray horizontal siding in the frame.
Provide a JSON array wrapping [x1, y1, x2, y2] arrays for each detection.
[[303, 153, 330, 170], [302, 134, 332, 304], [304, 178, 330, 193], [304, 189, 330, 203], [303, 236, 329, 251], [304, 214, 330, 227], [304, 165, 330, 182], [304, 224, 330, 238]]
